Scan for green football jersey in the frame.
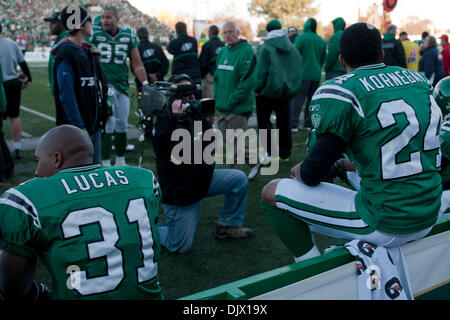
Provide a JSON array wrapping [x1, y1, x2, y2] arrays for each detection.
[[310, 63, 442, 234], [440, 120, 450, 185], [90, 25, 137, 93], [0, 164, 162, 300]]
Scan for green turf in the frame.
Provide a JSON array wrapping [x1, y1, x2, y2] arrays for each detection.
[[0, 66, 345, 299]]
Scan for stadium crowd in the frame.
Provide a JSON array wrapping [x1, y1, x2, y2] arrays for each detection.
[[0, 0, 174, 48], [0, 1, 449, 301]]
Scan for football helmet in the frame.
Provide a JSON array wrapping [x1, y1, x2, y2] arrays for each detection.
[[433, 76, 450, 117]]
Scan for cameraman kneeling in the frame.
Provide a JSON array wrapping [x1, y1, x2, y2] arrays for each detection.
[[153, 74, 252, 253]]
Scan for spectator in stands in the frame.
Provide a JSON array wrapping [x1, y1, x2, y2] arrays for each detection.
[[214, 21, 257, 171], [199, 25, 224, 99], [382, 24, 406, 68], [418, 31, 429, 53], [324, 17, 346, 80], [153, 73, 252, 253], [136, 26, 169, 91], [287, 26, 298, 44], [440, 35, 450, 77], [167, 22, 202, 96], [0, 22, 32, 160], [52, 5, 108, 164], [44, 11, 67, 97], [399, 31, 420, 71], [254, 19, 302, 168], [419, 35, 445, 86], [292, 18, 326, 131]]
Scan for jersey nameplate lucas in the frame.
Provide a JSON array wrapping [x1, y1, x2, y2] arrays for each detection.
[[61, 170, 129, 195]]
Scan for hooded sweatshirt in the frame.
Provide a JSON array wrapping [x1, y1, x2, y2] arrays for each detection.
[[255, 29, 302, 98], [214, 40, 256, 114], [294, 19, 327, 81], [324, 17, 346, 75]]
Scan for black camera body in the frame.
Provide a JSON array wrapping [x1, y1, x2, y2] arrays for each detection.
[[138, 82, 215, 121]]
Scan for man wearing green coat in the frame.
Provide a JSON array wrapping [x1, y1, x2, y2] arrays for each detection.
[[44, 12, 67, 96], [0, 64, 14, 181], [324, 17, 346, 80], [292, 18, 326, 130], [214, 21, 257, 170], [255, 19, 302, 161]]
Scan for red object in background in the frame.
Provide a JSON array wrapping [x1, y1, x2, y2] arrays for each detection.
[[383, 0, 397, 12]]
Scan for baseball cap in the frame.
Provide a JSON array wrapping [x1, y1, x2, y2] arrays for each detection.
[[44, 12, 61, 23], [287, 26, 297, 33], [440, 34, 449, 42], [60, 5, 91, 31]]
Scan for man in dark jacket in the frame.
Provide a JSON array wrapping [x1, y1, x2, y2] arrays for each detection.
[[419, 35, 445, 86], [135, 27, 169, 91], [199, 25, 224, 98], [53, 6, 108, 164], [382, 24, 406, 68], [167, 22, 202, 93], [324, 17, 346, 80], [292, 18, 326, 131], [255, 19, 302, 163], [153, 74, 252, 253]]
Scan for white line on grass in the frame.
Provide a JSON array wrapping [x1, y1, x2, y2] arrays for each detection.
[[21, 105, 135, 128]]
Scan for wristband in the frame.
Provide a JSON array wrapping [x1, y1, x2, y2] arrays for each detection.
[[142, 80, 149, 86]]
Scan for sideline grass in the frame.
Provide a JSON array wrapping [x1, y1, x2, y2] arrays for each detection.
[[0, 66, 345, 299]]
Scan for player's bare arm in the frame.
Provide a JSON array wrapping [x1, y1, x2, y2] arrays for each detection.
[[130, 47, 148, 84]]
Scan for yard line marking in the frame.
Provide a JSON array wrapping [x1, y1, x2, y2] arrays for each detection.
[[21, 105, 56, 122], [22, 105, 135, 128], [22, 131, 32, 138]]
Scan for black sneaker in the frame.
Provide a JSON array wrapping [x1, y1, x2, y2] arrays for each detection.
[[14, 149, 23, 159], [214, 224, 253, 240]]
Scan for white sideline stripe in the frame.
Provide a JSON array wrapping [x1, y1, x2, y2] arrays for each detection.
[[21, 105, 55, 122], [22, 131, 32, 138], [21, 105, 134, 130]]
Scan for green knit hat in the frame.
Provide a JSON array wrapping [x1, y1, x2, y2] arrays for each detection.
[[266, 19, 282, 32]]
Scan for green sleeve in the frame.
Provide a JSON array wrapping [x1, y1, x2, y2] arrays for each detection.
[[310, 95, 355, 143], [255, 46, 269, 93], [227, 48, 256, 109], [325, 35, 338, 71], [0, 193, 39, 258], [0, 66, 6, 113]]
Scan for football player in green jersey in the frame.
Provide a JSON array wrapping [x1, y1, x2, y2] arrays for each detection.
[[0, 125, 163, 300], [90, 6, 149, 167], [261, 23, 443, 262], [435, 77, 450, 189]]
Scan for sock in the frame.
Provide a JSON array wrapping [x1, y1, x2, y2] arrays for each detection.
[[294, 245, 321, 262], [102, 133, 113, 161], [114, 132, 127, 157], [13, 142, 22, 150], [115, 156, 126, 166], [261, 200, 316, 258]]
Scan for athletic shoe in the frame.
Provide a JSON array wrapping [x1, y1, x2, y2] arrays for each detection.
[[291, 127, 298, 132], [126, 144, 135, 152], [214, 224, 253, 240], [14, 149, 23, 159], [248, 162, 262, 180]]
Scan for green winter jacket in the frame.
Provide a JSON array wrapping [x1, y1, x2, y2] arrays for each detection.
[[214, 40, 256, 114], [48, 29, 67, 96], [255, 31, 302, 99], [324, 17, 346, 75], [294, 19, 326, 81], [0, 65, 6, 113]]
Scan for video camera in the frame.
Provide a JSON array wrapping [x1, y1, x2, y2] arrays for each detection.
[[138, 81, 215, 121]]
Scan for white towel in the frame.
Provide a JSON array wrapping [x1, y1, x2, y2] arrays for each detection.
[[345, 240, 413, 300]]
